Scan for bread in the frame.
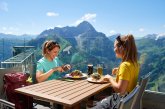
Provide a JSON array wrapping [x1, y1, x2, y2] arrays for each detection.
[[91, 73, 101, 81]]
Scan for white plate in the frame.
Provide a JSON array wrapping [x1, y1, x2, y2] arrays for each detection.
[[87, 77, 109, 84], [65, 73, 87, 79]]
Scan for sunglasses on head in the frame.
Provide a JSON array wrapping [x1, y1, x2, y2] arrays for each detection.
[[47, 41, 59, 49], [116, 35, 123, 47]]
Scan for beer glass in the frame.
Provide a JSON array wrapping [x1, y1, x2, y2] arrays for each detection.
[[87, 64, 93, 76], [97, 64, 103, 76]]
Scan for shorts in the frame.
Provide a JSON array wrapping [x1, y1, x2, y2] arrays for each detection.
[[91, 93, 127, 109]]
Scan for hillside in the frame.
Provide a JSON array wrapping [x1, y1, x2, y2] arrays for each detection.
[[136, 34, 165, 92], [28, 26, 165, 92], [0, 33, 37, 62], [28, 21, 117, 73]]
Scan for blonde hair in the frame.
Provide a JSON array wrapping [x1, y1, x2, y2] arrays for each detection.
[[42, 40, 60, 56], [116, 34, 138, 63]]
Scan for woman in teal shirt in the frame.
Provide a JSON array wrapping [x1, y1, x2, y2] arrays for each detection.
[[36, 40, 70, 82]]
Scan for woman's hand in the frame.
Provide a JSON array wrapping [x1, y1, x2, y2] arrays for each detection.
[[62, 64, 71, 71], [112, 67, 118, 75], [104, 74, 111, 78], [54, 66, 64, 72], [103, 74, 113, 82]]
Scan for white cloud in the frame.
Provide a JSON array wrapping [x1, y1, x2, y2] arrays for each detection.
[[56, 25, 62, 28], [0, 2, 8, 12], [46, 12, 59, 17], [139, 28, 144, 32], [74, 13, 97, 25], [109, 30, 116, 34]]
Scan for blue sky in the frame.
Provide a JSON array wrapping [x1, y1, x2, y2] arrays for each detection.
[[0, 0, 165, 37]]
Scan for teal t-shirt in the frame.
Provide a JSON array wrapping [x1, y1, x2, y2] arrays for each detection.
[[37, 57, 63, 81]]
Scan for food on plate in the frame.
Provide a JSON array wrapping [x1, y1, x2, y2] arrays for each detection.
[[87, 73, 110, 83], [103, 78, 109, 82], [62, 64, 71, 71], [69, 70, 83, 77], [91, 73, 101, 81]]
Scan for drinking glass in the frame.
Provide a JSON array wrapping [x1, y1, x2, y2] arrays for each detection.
[[87, 64, 93, 76], [97, 64, 103, 76]]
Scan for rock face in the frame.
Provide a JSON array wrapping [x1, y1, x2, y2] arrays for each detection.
[[28, 21, 116, 68]]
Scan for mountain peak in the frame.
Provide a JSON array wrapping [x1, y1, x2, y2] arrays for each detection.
[[143, 34, 158, 39], [77, 21, 96, 32], [143, 33, 165, 40]]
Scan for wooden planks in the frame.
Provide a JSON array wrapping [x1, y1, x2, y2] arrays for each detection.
[[15, 79, 111, 107]]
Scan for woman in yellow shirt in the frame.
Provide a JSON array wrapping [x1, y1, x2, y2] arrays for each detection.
[[92, 34, 139, 109]]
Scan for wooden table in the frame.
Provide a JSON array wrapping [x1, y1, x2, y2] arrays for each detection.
[[15, 79, 111, 108]]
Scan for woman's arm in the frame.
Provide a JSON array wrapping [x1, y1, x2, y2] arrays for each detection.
[[36, 67, 63, 82], [104, 75, 128, 95], [112, 67, 118, 75]]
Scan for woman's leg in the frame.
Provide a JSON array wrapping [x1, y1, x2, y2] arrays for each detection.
[[91, 96, 113, 109], [91, 93, 121, 109]]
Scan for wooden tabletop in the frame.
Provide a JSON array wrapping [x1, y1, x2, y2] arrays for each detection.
[[15, 79, 111, 107]]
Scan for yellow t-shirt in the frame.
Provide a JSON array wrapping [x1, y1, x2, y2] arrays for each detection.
[[116, 61, 140, 93]]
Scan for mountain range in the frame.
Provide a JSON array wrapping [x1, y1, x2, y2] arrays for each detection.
[[0, 33, 37, 40], [0, 21, 165, 92], [28, 21, 116, 73]]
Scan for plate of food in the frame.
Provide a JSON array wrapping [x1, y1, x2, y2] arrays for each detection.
[[87, 73, 109, 83], [65, 70, 87, 79]]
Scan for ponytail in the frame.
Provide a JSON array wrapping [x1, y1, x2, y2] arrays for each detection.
[[121, 34, 138, 64]]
